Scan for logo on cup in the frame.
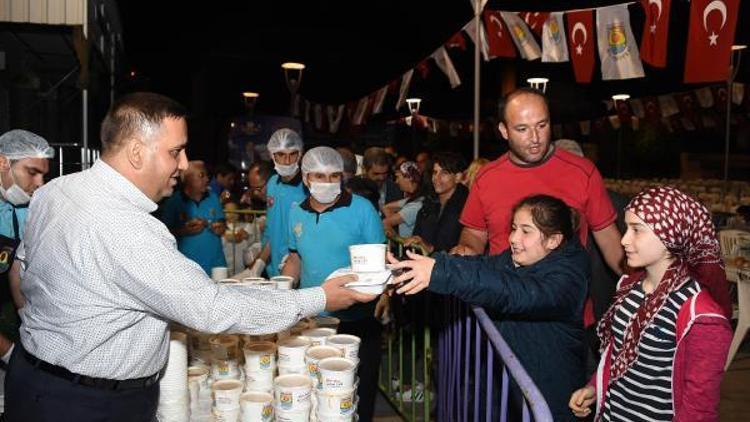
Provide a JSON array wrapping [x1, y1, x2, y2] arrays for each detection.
[[340, 397, 353, 412], [279, 392, 293, 410], [262, 404, 273, 419], [307, 362, 318, 377], [260, 354, 271, 369]]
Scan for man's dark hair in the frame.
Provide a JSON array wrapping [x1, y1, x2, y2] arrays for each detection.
[[213, 162, 237, 177], [346, 177, 380, 210], [249, 160, 272, 182], [432, 152, 467, 175], [100, 92, 188, 155], [336, 147, 358, 175], [362, 147, 390, 170], [497, 87, 549, 123]]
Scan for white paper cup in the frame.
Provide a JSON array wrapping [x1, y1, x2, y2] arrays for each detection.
[[349, 244, 386, 272], [302, 328, 337, 346], [316, 411, 355, 422], [274, 374, 312, 411], [305, 346, 344, 381], [212, 379, 244, 410], [212, 358, 241, 380], [325, 334, 361, 361], [244, 333, 276, 344], [318, 358, 357, 391], [274, 405, 311, 422], [277, 336, 312, 367], [240, 391, 274, 422], [315, 387, 356, 416], [210, 335, 241, 360], [189, 366, 210, 392], [278, 364, 307, 375], [271, 275, 295, 290], [243, 341, 276, 372], [213, 405, 241, 422], [311, 316, 340, 330], [212, 266, 229, 281], [244, 370, 274, 392]]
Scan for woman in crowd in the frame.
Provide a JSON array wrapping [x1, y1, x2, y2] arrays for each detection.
[[462, 157, 489, 189], [569, 186, 732, 421], [388, 194, 589, 421], [382, 161, 424, 237]]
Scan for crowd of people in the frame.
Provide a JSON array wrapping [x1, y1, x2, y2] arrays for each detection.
[[0, 87, 737, 422]]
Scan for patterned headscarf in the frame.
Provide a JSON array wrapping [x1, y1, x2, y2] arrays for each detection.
[[596, 186, 730, 381], [398, 161, 422, 183]]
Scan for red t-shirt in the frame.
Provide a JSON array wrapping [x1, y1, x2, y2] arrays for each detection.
[[460, 148, 616, 254]]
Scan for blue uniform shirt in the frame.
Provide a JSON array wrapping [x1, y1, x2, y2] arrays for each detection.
[[288, 191, 385, 321], [0, 201, 27, 240], [160, 190, 226, 274], [263, 172, 307, 277]]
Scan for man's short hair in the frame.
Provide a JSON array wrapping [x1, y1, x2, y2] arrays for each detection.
[[249, 160, 272, 181], [100, 92, 188, 155], [213, 162, 237, 177], [497, 87, 549, 123], [362, 147, 390, 170], [336, 147, 358, 175], [433, 152, 467, 175]]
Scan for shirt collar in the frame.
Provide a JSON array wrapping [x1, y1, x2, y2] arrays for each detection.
[[299, 190, 352, 215], [277, 171, 303, 186], [92, 160, 158, 213]]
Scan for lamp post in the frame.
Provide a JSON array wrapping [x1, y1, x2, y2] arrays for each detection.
[[526, 77, 549, 93], [281, 62, 305, 116], [612, 94, 630, 179], [724, 45, 746, 195], [406, 98, 422, 156], [242, 91, 259, 118]]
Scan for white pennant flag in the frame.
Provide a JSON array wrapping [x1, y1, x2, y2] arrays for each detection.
[[313, 104, 323, 130], [732, 82, 745, 105], [657, 95, 679, 117], [695, 87, 714, 108], [542, 12, 569, 62], [396, 69, 414, 111], [596, 5, 644, 80], [500, 12, 541, 60], [371, 86, 388, 114], [431, 47, 461, 88], [327, 105, 345, 133], [352, 97, 370, 126], [629, 99, 645, 118], [470, 0, 488, 14], [463, 20, 490, 61]]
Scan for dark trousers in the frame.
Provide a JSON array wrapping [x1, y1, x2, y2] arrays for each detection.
[[4, 345, 159, 422], [338, 317, 382, 422]]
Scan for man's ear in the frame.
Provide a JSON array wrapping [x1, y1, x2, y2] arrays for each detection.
[[498, 122, 509, 140], [125, 139, 145, 170], [545, 233, 563, 251], [0, 155, 11, 172]]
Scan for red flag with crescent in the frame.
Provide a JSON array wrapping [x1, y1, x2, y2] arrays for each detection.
[[484, 11, 516, 58], [566, 11, 595, 83], [521, 12, 549, 37], [640, 0, 671, 67], [684, 0, 739, 82]]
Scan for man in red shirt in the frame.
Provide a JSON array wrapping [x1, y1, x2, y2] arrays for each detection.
[[453, 88, 624, 278]]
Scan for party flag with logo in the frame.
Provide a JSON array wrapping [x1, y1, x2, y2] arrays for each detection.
[[501, 12, 541, 61], [542, 12, 569, 62], [597, 5, 645, 80]]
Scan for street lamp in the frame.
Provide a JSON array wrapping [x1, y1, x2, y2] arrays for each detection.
[[242, 91, 259, 117], [527, 77, 549, 93], [281, 62, 305, 115], [724, 45, 746, 194], [612, 94, 630, 179], [406, 98, 422, 156]]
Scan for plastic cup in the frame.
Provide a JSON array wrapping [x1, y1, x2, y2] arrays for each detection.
[[243, 341, 276, 372], [211, 266, 229, 281], [305, 346, 343, 382], [326, 334, 361, 361], [315, 387, 356, 416], [188, 365, 210, 393], [277, 336, 312, 367], [239, 391, 274, 422], [349, 244, 386, 272], [274, 374, 312, 411], [318, 358, 357, 391], [212, 379, 244, 410], [302, 328, 337, 346], [271, 275, 295, 290]]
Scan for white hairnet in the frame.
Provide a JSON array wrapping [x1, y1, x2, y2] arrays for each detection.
[[301, 146, 343, 176], [0, 129, 55, 160], [267, 128, 303, 154]]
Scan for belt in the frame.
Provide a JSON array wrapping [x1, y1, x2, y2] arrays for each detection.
[[22, 348, 160, 391]]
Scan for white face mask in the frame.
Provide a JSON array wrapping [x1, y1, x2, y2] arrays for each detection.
[[309, 182, 341, 204], [0, 167, 31, 206], [274, 162, 299, 177]]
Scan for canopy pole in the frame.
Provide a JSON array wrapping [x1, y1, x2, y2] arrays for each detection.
[[472, 0, 481, 160]]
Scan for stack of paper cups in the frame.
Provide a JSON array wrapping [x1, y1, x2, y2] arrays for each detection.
[[302, 328, 337, 347], [277, 336, 311, 375], [188, 366, 212, 420], [212, 379, 244, 421], [326, 334, 362, 362], [239, 391, 274, 422], [274, 374, 312, 421], [316, 387, 357, 420], [157, 331, 190, 422], [305, 346, 343, 388], [243, 341, 276, 392], [210, 335, 241, 361]]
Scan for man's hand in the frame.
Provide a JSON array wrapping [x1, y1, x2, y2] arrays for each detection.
[[211, 221, 227, 236], [568, 386, 596, 418], [386, 250, 436, 295], [374, 294, 390, 319], [181, 218, 207, 236], [322, 274, 378, 312], [449, 244, 478, 256]]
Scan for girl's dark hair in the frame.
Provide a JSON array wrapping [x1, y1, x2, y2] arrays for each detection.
[[512, 194, 578, 243]]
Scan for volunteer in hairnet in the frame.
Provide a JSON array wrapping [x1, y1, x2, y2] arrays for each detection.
[[282, 146, 386, 422], [250, 128, 307, 277], [0, 130, 53, 382]]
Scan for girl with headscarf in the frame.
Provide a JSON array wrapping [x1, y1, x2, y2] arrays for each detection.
[[381, 161, 424, 237], [569, 186, 732, 421]]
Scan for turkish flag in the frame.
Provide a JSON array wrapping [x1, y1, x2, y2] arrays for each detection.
[[640, 0, 671, 67], [566, 11, 595, 83], [446, 32, 466, 50], [684, 0, 739, 83], [484, 10, 516, 58], [521, 12, 549, 37]]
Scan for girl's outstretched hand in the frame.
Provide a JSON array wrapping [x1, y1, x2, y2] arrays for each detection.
[[386, 250, 436, 295]]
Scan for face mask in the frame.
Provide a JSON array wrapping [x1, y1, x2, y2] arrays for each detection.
[[275, 162, 299, 177], [309, 182, 341, 204], [0, 168, 31, 206]]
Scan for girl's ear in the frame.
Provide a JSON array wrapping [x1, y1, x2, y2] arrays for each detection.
[[545, 233, 563, 251]]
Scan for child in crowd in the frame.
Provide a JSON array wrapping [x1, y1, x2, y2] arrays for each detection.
[[569, 186, 732, 421], [382, 161, 424, 237], [388, 194, 589, 421]]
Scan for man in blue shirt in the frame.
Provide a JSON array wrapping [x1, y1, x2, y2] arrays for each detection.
[[254, 128, 306, 277], [282, 146, 385, 422], [160, 160, 227, 274], [208, 162, 237, 203]]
